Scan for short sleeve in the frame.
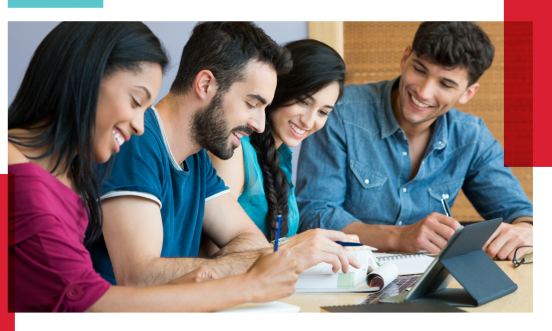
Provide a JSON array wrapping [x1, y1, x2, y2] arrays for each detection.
[[12, 221, 110, 312], [201, 149, 229, 201], [99, 126, 166, 203]]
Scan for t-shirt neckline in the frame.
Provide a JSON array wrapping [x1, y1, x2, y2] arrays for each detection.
[[150, 106, 188, 172]]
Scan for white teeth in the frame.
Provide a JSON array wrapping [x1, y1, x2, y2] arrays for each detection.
[[234, 132, 243, 139], [289, 122, 306, 135], [411, 95, 431, 108], [113, 129, 124, 147]]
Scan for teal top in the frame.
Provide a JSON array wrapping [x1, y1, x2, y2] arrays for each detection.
[[238, 136, 299, 238]]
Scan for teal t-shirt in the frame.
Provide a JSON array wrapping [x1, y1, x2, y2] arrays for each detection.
[[238, 136, 299, 238]]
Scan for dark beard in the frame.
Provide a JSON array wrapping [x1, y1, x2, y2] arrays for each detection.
[[190, 92, 232, 159], [190, 91, 252, 160]]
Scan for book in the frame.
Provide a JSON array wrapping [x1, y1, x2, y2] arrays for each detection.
[[294, 251, 436, 293], [295, 250, 399, 293]]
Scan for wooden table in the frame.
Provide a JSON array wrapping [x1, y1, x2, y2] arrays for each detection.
[[279, 256, 533, 312]]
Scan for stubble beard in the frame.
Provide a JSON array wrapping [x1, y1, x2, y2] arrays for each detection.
[[190, 91, 235, 160]]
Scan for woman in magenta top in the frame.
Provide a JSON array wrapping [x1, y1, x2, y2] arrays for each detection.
[[8, 22, 298, 312]]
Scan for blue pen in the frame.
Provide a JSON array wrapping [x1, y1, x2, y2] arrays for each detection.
[[274, 213, 282, 251], [335, 241, 364, 247]]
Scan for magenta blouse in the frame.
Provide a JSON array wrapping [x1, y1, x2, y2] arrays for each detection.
[[8, 163, 110, 312]]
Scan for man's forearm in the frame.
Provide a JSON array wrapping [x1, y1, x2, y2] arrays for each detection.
[[342, 221, 403, 252], [214, 231, 270, 257], [210, 231, 271, 276], [120, 232, 270, 286], [124, 248, 270, 286]]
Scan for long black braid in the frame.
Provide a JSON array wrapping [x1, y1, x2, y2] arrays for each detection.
[[249, 39, 346, 241]]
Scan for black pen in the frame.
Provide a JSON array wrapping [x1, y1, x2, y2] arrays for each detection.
[[441, 194, 452, 217], [335, 241, 364, 247]]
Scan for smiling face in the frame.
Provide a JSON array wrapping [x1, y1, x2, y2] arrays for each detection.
[[94, 63, 163, 163], [396, 47, 479, 129], [270, 82, 340, 148], [193, 60, 277, 160]]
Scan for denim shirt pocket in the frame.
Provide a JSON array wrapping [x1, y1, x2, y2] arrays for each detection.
[[427, 178, 465, 213], [345, 160, 387, 214]]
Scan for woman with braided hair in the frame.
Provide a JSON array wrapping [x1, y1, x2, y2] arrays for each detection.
[[207, 39, 359, 259]]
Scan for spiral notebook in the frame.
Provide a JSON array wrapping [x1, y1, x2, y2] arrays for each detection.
[[373, 253, 434, 275], [294, 251, 434, 293]]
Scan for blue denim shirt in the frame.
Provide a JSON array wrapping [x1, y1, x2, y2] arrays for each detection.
[[296, 77, 533, 232]]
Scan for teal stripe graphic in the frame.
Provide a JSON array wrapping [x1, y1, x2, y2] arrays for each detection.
[[8, 0, 103, 8]]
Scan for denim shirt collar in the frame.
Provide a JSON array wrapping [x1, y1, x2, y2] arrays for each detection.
[[379, 77, 402, 139], [380, 76, 448, 151]]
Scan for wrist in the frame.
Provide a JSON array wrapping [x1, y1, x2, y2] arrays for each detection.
[[513, 221, 533, 228], [512, 217, 533, 227], [235, 273, 254, 302], [389, 224, 407, 252]]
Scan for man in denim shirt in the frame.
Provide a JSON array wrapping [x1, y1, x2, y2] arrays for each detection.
[[297, 22, 533, 260]]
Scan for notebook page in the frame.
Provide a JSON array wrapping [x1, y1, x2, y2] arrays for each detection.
[[365, 262, 399, 290], [373, 253, 434, 275], [296, 262, 399, 293], [295, 281, 378, 293]]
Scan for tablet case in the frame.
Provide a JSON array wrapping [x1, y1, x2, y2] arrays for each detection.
[[380, 218, 518, 307], [321, 300, 465, 313]]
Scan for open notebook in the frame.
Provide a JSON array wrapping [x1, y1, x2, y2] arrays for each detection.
[[373, 253, 434, 275], [295, 251, 435, 293]]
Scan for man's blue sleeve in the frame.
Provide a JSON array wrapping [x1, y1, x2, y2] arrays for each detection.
[[101, 128, 165, 202], [296, 105, 360, 232], [201, 149, 229, 200], [462, 120, 533, 223]]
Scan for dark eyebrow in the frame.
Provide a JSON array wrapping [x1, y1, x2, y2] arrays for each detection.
[[247, 94, 267, 105], [135, 86, 152, 100], [441, 77, 459, 87], [412, 59, 429, 72], [306, 94, 334, 110], [412, 59, 459, 87]]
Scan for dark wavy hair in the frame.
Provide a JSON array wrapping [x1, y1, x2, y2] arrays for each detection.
[[170, 21, 292, 96], [8, 22, 169, 244], [250, 39, 346, 241], [412, 22, 495, 86]]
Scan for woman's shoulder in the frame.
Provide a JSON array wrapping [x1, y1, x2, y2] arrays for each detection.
[[208, 144, 246, 199], [8, 141, 30, 165]]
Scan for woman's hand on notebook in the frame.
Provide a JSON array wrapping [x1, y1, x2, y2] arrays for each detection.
[[343, 234, 366, 251], [245, 250, 298, 302], [280, 229, 362, 273]]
